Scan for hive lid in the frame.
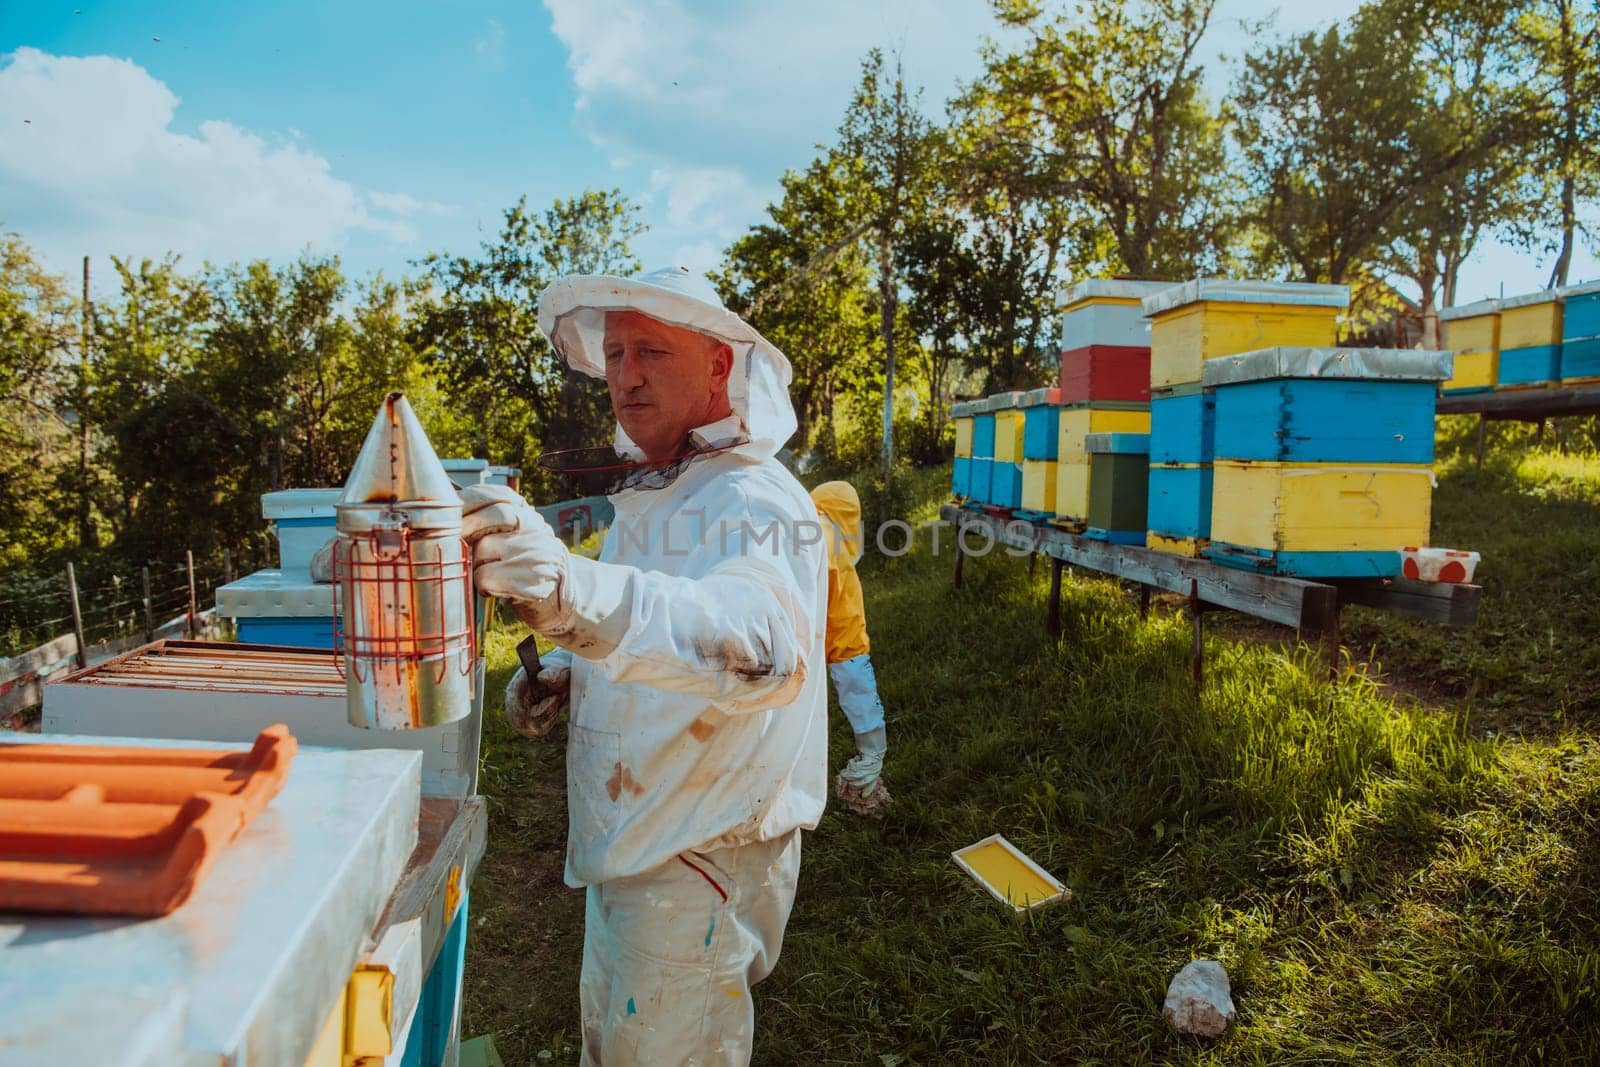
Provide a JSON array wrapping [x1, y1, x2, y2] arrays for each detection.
[[0, 726, 296, 916], [216, 570, 336, 618], [1018, 387, 1063, 407], [976, 392, 1023, 413], [950, 400, 975, 418], [1438, 297, 1502, 321], [340, 393, 460, 507], [1500, 288, 1565, 310], [261, 488, 343, 521], [1141, 278, 1350, 317], [1061, 278, 1173, 308], [1201, 346, 1455, 387], [1556, 280, 1600, 300], [1084, 432, 1150, 454]]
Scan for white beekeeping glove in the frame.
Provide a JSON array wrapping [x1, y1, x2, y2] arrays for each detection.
[[460, 484, 633, 659], [836, 726, 891, 816], [503, 646, 573, 738]]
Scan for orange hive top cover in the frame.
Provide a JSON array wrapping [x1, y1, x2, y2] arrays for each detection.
[[0, 725, 297, 917]]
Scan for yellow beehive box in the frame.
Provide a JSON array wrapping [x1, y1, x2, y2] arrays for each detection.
[[1057, 405, 1150, 463], [1148, 532, 1208, 557], [954, 416, 974, 458], [1143, 279, 1349, 389], [1210, 461, 1433, 552], [1440, 298, 1501, 353], [1499, 291, 1563, 349], [1441, 350, 1497, 392], [1021, 460, 1057, 513], [1054, 460, 1090, 522], [993, 410, 1025, 463]]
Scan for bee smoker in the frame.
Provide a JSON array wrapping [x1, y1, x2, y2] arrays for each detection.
[[333, 392, 476, 730]]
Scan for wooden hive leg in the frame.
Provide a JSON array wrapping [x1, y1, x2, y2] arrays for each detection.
[[1047, 557, 1063, 638], [1189, 579, 1204, 685]]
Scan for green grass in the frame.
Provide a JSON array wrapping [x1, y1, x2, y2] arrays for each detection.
[[463, 448, 1600, 1064]]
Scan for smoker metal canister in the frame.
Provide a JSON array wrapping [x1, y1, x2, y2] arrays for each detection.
[[335, 392, 475, 730]]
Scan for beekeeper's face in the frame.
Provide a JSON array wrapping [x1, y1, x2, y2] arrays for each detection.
[[603, 310, 734, 462]]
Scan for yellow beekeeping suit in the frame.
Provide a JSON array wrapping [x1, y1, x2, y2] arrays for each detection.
[[809, 480, 870, 664]]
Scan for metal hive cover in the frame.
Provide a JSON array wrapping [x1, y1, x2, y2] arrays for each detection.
[[1201, 346, 1455, 387], [341, 392, 459, 507], [1141, 277, 1350, 317]]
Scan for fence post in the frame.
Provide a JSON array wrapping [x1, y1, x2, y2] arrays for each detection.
[[186, 550, 197, 639], [66, 563, 87, 668], [141, 566, 154, 643], [223, 550, 233, 586]]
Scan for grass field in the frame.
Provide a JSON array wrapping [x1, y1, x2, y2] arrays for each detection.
[[462, 439, 1600, 1064]]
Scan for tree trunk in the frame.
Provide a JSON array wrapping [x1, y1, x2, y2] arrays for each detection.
[[78, 256, 93, 551], [878, 233, 897, 494], [1549, 174, 1575, 289], [1417, 266, 1439, 350]]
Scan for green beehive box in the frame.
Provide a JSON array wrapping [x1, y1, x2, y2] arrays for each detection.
[[1085, 432, 1150, 545]]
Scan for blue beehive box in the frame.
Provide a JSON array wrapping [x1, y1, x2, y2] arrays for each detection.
[[1564, 281, 1600, 340], [1148, 386, 1215, 466], [1499, 343, 1561, 387], [1020, 389, 1062, 460], [991, 462, 1023, 508], [1203, 347, 1450, 465], [953, 456, 972, 499], [970, 458, 994, 504], [216, 570, 336, 650], [973, 413, 997, 459], [1559, 281, 1600, 381], [1147, 465, 1213, 541]]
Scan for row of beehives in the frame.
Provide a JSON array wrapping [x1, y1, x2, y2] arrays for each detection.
[[1439, 281, 1600, 393], [950, 278, 1457, 579]]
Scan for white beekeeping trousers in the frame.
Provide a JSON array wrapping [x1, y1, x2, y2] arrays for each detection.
[[579, 830, 802, 1066]]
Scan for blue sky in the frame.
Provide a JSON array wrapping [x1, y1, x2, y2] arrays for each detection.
[[2, 0, 1593, 305]]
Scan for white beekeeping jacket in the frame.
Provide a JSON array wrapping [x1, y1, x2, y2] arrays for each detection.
[[539, 268, 827, 886]]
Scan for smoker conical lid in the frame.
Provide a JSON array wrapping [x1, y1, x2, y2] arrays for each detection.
[[340, 392, 460, 505]]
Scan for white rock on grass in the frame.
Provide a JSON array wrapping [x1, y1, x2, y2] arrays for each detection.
[[1163, 959, 1236, 1038]]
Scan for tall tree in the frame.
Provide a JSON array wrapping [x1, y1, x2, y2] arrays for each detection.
[[411, 190, 644, 495], [1235, 3, 1528, 286], [837, 50, 935, 490], [1522, 0, 1600, 287], [0, 231, 77, 569], [1375, 0, 1541, 339], [719, 155, 879, 460], [88, 256, 214, 546], [965, 0, 1234, 279]]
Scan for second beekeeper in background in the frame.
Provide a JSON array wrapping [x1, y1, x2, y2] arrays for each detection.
[[809, 480, 893, 816], [455, 266, 826, 1066]]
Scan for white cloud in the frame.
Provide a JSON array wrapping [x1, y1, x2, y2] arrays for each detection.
[[542, 0, 1007, 268], [367, 190, 455, 217], [0, 48, 438, 270]]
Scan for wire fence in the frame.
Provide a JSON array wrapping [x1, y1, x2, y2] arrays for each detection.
[[0, 543, 275, 660]]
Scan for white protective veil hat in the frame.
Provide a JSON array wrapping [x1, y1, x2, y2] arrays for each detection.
[[538, 266, 797, 460]]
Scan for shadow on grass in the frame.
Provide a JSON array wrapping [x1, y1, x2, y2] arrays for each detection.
[[1343, 451, 1600, 735]]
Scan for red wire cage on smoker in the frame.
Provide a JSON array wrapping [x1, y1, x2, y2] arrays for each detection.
[[331, 520, 477, 730]]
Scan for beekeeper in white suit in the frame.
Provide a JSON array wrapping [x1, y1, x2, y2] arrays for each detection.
[[457, 266, 827, 1066]]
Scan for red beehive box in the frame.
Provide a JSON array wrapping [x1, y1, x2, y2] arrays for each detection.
[[0, 725, 297, 916], [1058, 344, 1152, 403]]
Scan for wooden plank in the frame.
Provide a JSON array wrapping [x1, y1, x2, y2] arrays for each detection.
[[1330, 577, 1482, 627], [1436, 384, 1600, 420], [940, 506, 1483, 631], [0, 612, 220, 717], [0, 633, 80, 687], [941, 506, 1338, 630], [376, 796, 488, 975]]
